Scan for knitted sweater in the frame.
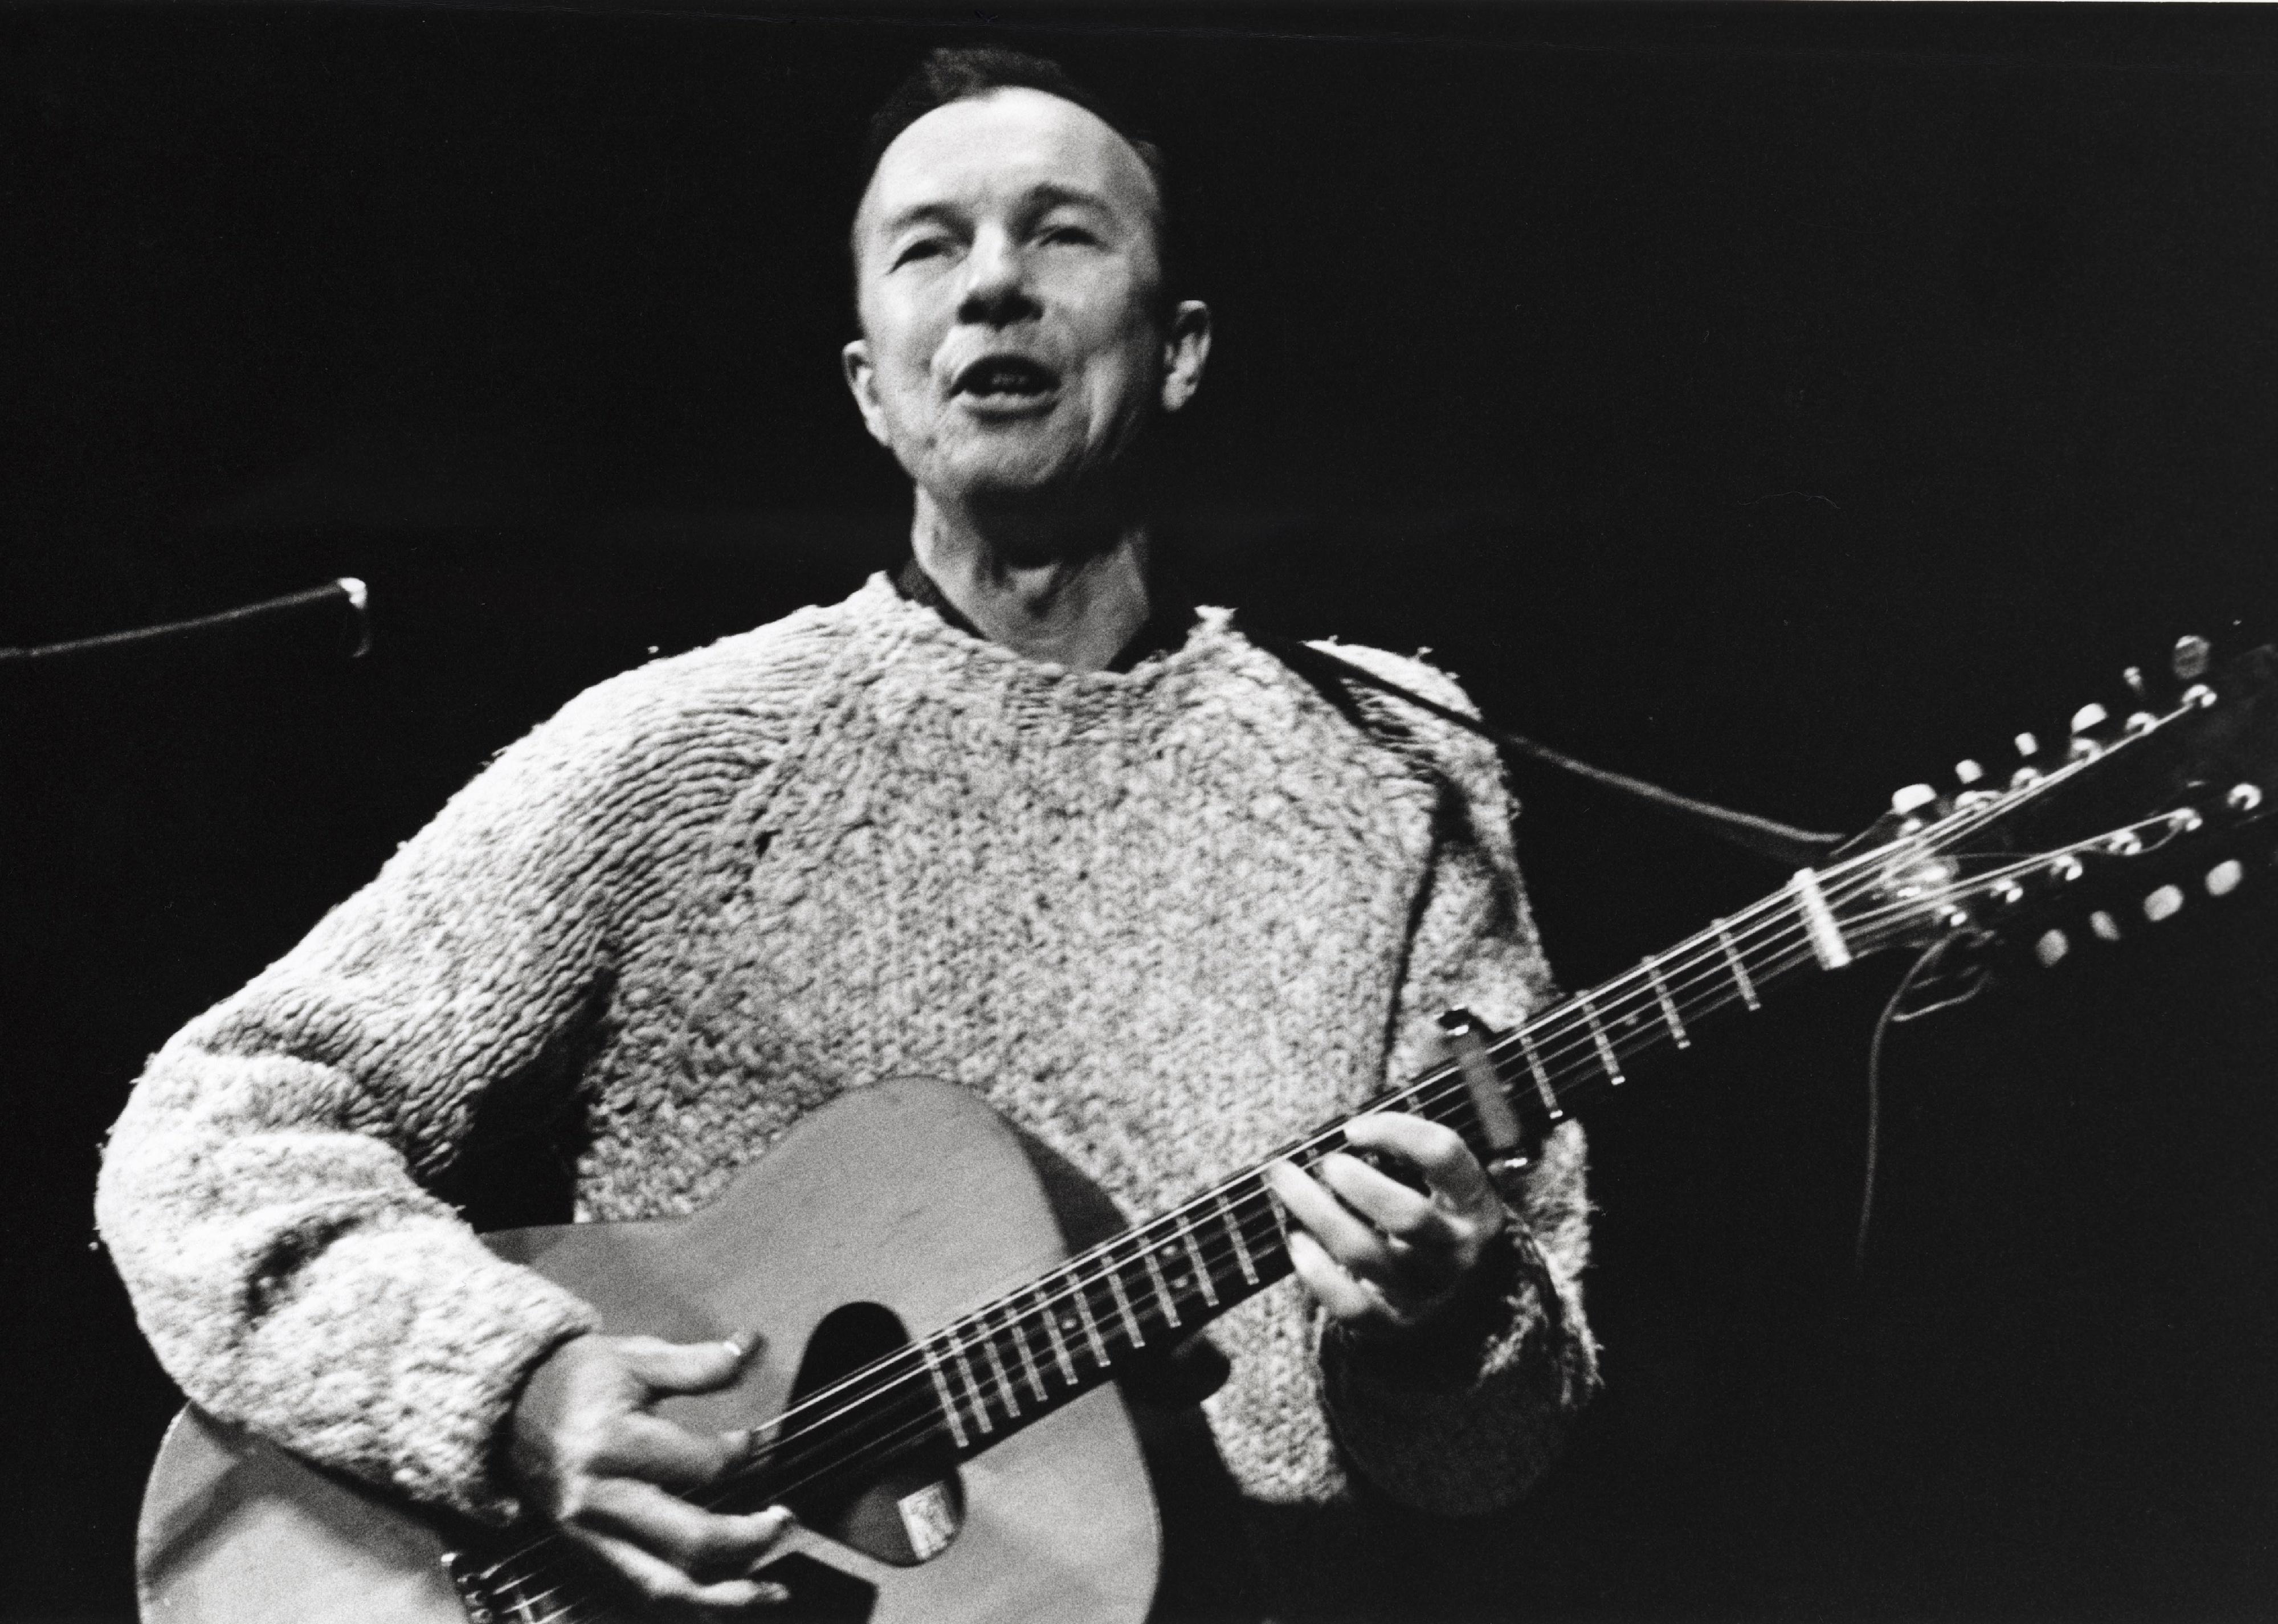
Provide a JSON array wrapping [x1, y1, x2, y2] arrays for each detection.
[[96, 574, 1598, 1567]]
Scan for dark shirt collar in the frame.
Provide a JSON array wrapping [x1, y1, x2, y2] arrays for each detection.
[[892, 556, 1197, 674]]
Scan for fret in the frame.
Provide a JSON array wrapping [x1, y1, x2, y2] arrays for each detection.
[[1216, 1190, 1260, 1285], [1514, 1026, 1562, 1117], [1071, 1280, 1111, 1369], [1104, 1256, 1146, 1347], [920, 1344, 970, 1450], [1265, 1182, 1292, 1247], [1009, 1297, 1050, 1403], [1577, 993, 1624, 1085], [1036, 1286, 1079, 1385], [950, 1341, 993, 1435], [1713, 919, 1761, 1010], [1142, 1242, 1182, 1328], [1644, 954, 1689, 1048], [977, 1324, 1020, 1419], [1178, 1213, 1220, 1307]]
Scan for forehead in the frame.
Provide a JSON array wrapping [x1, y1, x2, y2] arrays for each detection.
[[858, 87, 1161, 236]]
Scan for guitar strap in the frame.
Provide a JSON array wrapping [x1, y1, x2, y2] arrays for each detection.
[[1235, 622, 1842, 871]]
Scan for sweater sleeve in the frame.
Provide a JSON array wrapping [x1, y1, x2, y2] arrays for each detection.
[[93, 672, 701, 1524], [1308, 646, 1602, 1516]]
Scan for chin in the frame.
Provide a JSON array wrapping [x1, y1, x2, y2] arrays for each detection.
[[933, 446, 1096, 507]]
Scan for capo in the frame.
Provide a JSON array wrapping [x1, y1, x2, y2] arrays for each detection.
[[1437, 1009, 1537, 1201]]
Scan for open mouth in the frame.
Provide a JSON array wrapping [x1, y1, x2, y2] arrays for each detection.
[[952, 356, 1062, 402]]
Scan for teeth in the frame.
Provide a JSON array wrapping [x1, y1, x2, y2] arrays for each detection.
[[961, 360, 1051, 395]]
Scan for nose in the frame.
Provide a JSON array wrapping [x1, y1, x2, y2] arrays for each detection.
[[957, 226, 1042, 328]]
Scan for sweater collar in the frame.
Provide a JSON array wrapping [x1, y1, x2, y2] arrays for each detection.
[[891, 556, 1198, 676]]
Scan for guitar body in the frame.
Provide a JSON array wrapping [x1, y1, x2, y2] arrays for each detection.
[[136, 1078, 1163, 1623]]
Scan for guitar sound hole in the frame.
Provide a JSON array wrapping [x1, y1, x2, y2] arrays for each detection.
[[762, 1300, 965, 1572]]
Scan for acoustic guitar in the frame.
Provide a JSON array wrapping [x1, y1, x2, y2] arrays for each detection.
[[134, 640, 2278, 1624]]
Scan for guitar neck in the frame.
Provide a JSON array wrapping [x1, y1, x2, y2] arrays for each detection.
[[756, 866, 1866, 1474]]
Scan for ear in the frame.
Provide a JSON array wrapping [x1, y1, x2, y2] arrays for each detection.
[[842, 338, 892, 448], [1158, 300, 1213, 415]]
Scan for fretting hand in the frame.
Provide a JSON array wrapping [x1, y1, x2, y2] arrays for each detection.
[[505, 1332, 793, 1613], [1265, 1112, 1509, 1339]]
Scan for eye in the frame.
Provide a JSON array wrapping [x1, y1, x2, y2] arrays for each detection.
[[1037, 222, 1100, 248], [891, 235, 956, 270]]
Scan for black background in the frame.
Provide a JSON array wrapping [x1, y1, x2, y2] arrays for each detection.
[[5, 5, 2277, 1619]]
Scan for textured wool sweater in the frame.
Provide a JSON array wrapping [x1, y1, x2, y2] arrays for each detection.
[[96, 574, 1599, 1572]]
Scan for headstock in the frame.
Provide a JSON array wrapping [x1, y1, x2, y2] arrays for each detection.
[[1821, 637, 2278, 972]]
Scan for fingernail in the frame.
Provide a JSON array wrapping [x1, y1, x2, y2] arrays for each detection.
[[753, 1580, 790, 1606]]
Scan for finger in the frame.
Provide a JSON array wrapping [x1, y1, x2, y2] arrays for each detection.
[[1313, 1152, 1450, 1245], [1344, 1113, 1498, 1213], [570, 1479, 794, 1577], [586, 1412, 749, 1492], [619, 1332, 762, 1397], [575, 1526, 791, 1612], [1266, 1160, 1398, 1277], [1309, 1154, 1477, 1307], [1287, 1229, 1398, 1331]]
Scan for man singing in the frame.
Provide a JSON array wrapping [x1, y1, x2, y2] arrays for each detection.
[[99, 47, 1599, 1620]]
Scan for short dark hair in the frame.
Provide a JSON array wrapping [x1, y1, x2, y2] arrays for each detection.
[[851, 47, 1177, 301]]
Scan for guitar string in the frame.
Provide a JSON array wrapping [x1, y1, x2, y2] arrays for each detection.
[[472, 827, 2032, 1602], [477, 867, 1842, 1578], [490, 822, 2143, 1619], [476, 835, 2093, 1611], [474, 745, 2200, 1606]]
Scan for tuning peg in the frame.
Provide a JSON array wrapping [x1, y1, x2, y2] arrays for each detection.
[[2173, 634, 2212, 682], [2035, 928, 2069, 967], [2229, 783, 2265, 813], [2068, 702, 2114, 760], [2089, 909, 2124, 942], [1951, 758, 2002, 808], [2011, 731, 2046, 788], [1891, 782, 1940, 818], [2207, 859, 2245, 896], [2142, 884, 2186, 922], [2122, 665, 2150, 702]]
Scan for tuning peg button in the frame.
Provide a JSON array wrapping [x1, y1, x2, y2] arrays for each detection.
[[1954, 758, 1985, 786], [1891, 783, 1939, 817], [2173, 635, 2212, 681]]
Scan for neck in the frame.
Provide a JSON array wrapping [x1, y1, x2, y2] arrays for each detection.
[[909, 489, 1153, 672]]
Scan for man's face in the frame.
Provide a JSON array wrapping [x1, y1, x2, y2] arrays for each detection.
[[843, 88, 1209, 512]]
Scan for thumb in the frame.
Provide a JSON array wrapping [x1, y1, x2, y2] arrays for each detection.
[[619, 1331, 764, 1396]]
